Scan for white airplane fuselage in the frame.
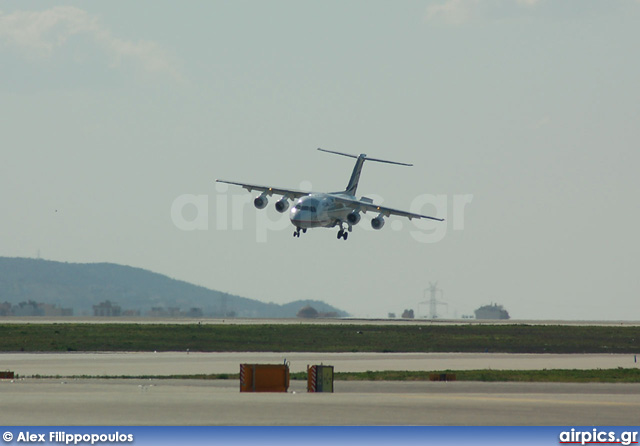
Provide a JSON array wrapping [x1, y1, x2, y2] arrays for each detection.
[[289, 193, 355, 229]]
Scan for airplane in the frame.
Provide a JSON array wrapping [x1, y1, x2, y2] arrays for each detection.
[[216, 148, 444, 241]]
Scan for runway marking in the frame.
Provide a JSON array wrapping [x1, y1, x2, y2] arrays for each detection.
[[401, 394, 640, 407]]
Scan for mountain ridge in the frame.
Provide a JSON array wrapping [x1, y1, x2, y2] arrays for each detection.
[[0, 257, 348, 318]]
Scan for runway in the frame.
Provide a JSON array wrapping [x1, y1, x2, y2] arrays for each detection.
[[1, 378, 638, 425], [1, 352, 639, 425], [1, 351, 638, 375]]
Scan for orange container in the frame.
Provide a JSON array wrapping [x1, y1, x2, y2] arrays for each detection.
[[240, 364, 290, 392]]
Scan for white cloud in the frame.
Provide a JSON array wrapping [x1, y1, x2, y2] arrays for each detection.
[[0, 6, 183, 82]]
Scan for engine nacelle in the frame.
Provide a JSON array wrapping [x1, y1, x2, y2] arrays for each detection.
[[371, 216, 385, 230], [254, 195, 268, 210], [346, 211, 361, 225], [275, 198, 289, 213]]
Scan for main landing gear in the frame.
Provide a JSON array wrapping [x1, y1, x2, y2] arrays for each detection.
[[293, 227, 306, 238], [336, 222, 351, 241]]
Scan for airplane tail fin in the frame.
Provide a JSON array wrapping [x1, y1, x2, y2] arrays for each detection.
[[317, 148, 412, 196]]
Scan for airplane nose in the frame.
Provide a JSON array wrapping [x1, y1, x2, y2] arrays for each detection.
[[290, 208, 302, 224], [290, 209, 313, 225]]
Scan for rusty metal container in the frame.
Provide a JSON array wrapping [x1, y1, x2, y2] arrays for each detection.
[[240, 364, 290, 392]]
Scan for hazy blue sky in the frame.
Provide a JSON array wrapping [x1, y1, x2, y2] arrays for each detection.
[[2, 1, 639, 319]]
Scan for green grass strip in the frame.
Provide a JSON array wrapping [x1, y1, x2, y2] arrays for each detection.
[[1, 323, 640, 353], [22, 368, 640, 383]]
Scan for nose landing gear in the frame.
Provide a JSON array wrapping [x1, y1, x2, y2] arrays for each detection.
[[293, 228, 307, 238]]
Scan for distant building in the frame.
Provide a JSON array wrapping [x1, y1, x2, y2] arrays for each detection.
[[318, 311, 339, 318], [297, 306, 319, 318], [93, 300, 122, 317], [401, 309, 415, 319], [149, 307, 167, 317], [474, 303, 510, 320], [13, 301, 44, 316], [185, 307, 203, 318], [167, 307, 182, 317], [0, 301, 72, 316], [0, 302, 12, 316], [38, 303, 73, 316], [148, 307, 202, 318]]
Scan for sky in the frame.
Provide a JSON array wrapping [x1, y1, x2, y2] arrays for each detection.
[[1, 0, 639, 320]]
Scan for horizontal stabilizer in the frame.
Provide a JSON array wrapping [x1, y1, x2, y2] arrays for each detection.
[[317, 148, 412, 166]]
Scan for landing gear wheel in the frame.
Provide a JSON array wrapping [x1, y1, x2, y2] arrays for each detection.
[[337, 230, 343, 239], [343, 232, 348, 240]]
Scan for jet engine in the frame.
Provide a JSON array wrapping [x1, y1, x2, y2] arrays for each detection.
[[275, 198, 289, 213], [346, 211, 361, 225], [371, 216, 385, 230], [254, 195, 268, 209]]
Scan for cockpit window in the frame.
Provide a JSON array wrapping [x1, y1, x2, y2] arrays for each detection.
[[294, 198, 319, 212]]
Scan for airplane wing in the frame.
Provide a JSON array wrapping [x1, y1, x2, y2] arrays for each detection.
[[332, 195, 444, 221], [215, 179, 312, 199]]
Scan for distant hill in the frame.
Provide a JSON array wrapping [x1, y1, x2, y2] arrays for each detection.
[[0, 257, 349, 318]]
